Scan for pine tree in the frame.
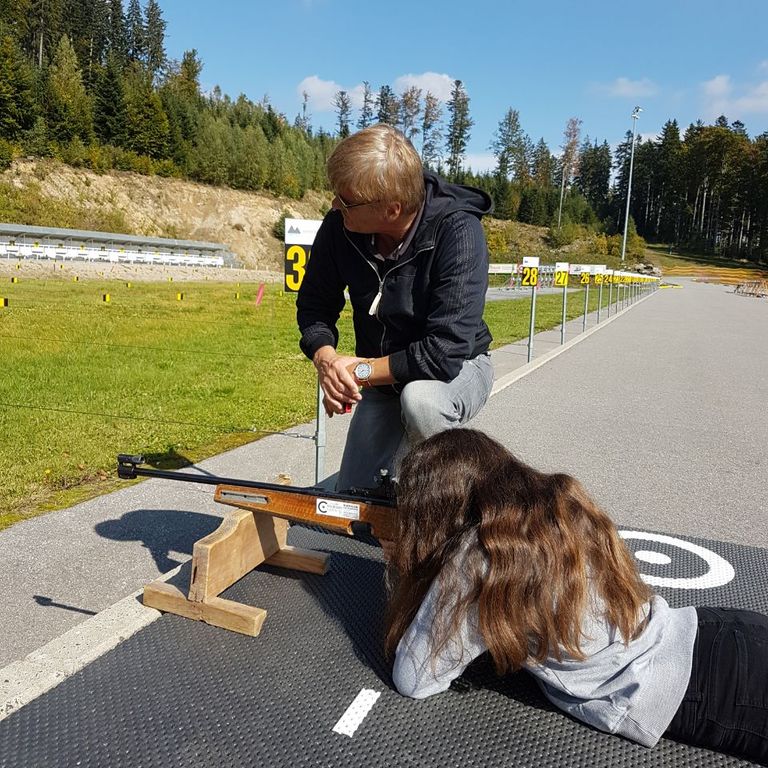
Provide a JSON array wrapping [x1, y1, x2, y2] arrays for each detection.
[[0, 33, 37, 139], [123, 62, 169, 157], [357, 81, 374, 129], [531, 138, 555, 187], [93, 55, 128, 145], [574, 138, 611, 219], [108, 0, 127, 62], [556, 116, 581, 227], [28, 0, 64, 67], [333, 90, 351, 138], [490, 107, 532, 182], [46, 34, 92, 143], [125, 0, 145, 62], [294, 90, 312, 134], [399, 86, 421, 142], [144, 0, 165, 80], [420, 91, 442, 169], [445, 79, 472, 181], [376, 84, 398, 125]]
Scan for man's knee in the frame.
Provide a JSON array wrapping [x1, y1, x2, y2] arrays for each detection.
[[399, 380, 457, 440]]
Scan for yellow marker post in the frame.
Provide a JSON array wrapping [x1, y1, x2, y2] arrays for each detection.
[[176, 292, 184, 301], [73, 276, 79, 282], [235, 292, 240, 299], [102, 293, 111, 303], [1, 298, 8, 307], [10, 277, 18, 283], [125, 282, 132, 288]]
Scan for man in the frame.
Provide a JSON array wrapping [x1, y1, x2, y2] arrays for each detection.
[[297, 124, 493, 491]]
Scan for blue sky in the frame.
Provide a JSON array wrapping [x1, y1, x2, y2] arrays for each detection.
[[162, 0, 768, 172]]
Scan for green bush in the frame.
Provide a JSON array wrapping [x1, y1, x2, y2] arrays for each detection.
[[0, 138, 13, 170], [272, 208, 289, 240]]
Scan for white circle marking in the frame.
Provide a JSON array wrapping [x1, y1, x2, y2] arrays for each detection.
[[618, 531, 735, 589]]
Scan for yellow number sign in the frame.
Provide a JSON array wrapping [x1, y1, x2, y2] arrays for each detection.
[[521, 266, 539, 286], [554, 270, 568, 287], [284, 244, 308, 292], [580, 272, 590, 284]]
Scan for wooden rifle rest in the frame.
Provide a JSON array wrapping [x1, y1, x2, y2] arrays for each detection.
[[142, 476, 331, 636]]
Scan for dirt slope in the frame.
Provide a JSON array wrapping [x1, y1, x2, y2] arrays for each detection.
[[1, 160, 331, 271]]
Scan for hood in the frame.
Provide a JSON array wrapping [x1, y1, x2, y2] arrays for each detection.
[[413, 172, 493, 252]]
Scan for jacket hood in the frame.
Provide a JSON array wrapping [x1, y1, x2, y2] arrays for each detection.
[[423, 171, 494, 218], [413, 172, 493, 252]]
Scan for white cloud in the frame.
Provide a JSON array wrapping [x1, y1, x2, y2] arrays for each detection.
[[297, 71, 458, 115], [393, 72, 455, 102], [594, 77, 659, 98], [297, 75, 342, 112], [464, 153, 497, 173], [701, 74, 768, 119], [758, 60, 768, 72]]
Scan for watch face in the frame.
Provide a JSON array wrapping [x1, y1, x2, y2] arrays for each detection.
[[355, 362, 373, 380]]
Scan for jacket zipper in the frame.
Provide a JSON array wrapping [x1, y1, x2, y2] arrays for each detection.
[[343, 229, 428, 357]]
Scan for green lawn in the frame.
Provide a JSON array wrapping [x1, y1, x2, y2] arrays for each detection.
[[0, 276, 624, 529]]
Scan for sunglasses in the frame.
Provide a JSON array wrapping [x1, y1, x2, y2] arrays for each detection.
[[335, 193, 380, 211]]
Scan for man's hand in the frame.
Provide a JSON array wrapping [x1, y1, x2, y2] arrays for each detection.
[[313, 346, 365, 416]]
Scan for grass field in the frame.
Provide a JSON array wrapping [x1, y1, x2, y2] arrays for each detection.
[[0, 275, 618, 530]]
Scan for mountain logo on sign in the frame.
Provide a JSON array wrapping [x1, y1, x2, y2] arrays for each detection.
[[288, 226, 301, 234]]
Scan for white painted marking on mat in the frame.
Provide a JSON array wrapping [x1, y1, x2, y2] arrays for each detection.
[[619, 531, 736, 589], [634, 550, 672, 565], [332, 688, 381, 737]]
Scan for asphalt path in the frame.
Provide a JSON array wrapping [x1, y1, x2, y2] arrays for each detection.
[[472, 279, 768, 545], [2, 279, 766, 673]]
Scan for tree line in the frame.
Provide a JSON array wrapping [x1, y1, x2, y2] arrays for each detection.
[[1, 0, 766, 261]]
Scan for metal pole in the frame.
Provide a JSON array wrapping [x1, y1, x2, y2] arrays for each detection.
[[314, 376, 326, 484], [608, 275, 613, 318], [527, 283, 537, 363], [620, 106, 642, 264], [560, 280, 567, 345], [597, 279, 603, 323], [582, 280, 589, 332]]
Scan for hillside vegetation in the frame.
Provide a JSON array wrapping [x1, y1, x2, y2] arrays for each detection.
[[1, 159, 330, 270]]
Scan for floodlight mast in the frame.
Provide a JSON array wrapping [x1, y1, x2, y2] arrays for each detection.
[[620, 106, 642, 264]]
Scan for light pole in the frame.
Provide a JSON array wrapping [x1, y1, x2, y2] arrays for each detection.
[[620, 106, 642, 264]]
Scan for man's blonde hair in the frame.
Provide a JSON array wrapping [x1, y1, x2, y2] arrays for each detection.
[[327, 124, 425, 215]]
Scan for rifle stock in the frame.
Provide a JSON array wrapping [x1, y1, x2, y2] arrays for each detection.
[[117, 454, 396, 541], [214, 485, 394, 540]]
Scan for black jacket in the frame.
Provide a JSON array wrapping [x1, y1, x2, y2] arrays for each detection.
[[297, 172, 493, 385]]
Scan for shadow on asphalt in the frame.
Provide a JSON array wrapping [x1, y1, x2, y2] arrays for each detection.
[[94, 509, 222, 572]]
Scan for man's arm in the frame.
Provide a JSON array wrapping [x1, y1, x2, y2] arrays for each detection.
[[388, 213, 490, 385]]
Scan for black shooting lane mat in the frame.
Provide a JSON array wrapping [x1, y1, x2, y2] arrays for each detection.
[[2, 527, 768, 768]]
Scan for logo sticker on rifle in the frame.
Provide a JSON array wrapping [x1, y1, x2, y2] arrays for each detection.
[[316, 498, 361, 521]]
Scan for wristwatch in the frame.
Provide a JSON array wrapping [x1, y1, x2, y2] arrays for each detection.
[[353, 360, 374, 387]]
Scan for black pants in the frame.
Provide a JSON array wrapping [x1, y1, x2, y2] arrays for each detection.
[[666, 607, 768, 765]]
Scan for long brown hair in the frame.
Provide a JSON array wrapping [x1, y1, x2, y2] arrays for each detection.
[[385, 429, 653, 674]]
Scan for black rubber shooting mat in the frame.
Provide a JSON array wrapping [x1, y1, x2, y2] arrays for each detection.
[[2, 526, 768, 768]]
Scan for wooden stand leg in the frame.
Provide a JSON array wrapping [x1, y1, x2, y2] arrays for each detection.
[[143, 509, 331, 636]]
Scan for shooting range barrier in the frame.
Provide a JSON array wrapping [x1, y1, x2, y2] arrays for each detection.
[[1, 523, 766, 767], [0, 223, 234, 269]]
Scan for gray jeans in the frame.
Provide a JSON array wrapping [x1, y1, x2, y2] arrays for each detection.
[[336, 354, 494, 491]]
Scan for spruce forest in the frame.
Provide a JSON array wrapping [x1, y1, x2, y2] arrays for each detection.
[[1, 0, 767, 262]]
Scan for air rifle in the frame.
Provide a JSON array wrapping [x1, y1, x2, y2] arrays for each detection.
[[117, 454, 397, 635], [117, 454, 397, 541]]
